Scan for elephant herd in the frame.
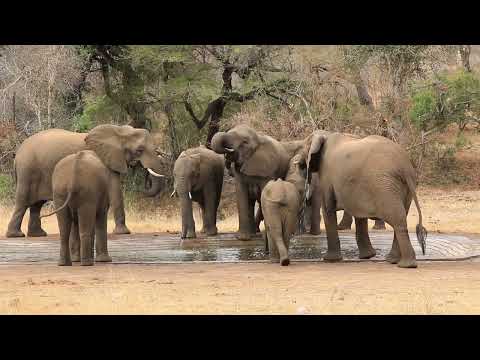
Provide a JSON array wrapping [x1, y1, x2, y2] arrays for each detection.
[[4, 123, 427, 268]]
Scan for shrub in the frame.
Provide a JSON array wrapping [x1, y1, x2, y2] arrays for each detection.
[[409, 70, 480, 132], [0, 174, 15, 203]]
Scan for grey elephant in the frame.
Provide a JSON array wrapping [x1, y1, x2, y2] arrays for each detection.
[[304, 130, 427, 268], [5, 124, 168, 238], [211, 125, 304, 240], [40, 151, 113, 266], [172, 146, 225, 239], [261, 153, 307, 266]]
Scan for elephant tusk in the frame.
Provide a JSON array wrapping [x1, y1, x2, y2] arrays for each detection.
[[170, 189, 177, 198], [147, 168, 165, 178], [189, 192, 192, 199], [224, 147, 235, 153]]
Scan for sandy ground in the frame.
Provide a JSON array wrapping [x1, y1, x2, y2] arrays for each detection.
[[1, 261, 480, 314], [1, 186, 480, 314]]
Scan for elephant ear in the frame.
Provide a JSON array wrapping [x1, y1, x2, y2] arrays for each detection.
[[307, 132, 326, 174], [85, 125, 128, 174], [240, 142, 280, 178], [190, 153, 201, 177]]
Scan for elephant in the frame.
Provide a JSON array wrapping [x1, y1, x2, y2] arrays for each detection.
[[172, 146, 225, 239], [5, 124, 168, 238], [304, 130, 427, 268], [261, 153, 308, 266], [40, 150, 113, 266], [211, 125, 305, 240]]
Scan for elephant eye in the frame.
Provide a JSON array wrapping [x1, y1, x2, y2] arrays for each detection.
[[134, 147, 144, 157]]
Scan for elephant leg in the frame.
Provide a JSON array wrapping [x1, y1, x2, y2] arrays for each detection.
[[254, 203, 263, 233], [180, 196, 196, 239], [386, 197, 411, 264], [372, 219, 386, 230], [322, 198, 342, 262], [310, 191, 321, 235], [57, 206, 72, 266], [202, 186, 218, 236], [95, 207, 112, 262], [6, 202, 28, 238], [27, 200, 48, 237], [337, 211, 353, 230], [354, 217, 376, 259], [78, 205, 95, 266], [385, 207, 417, 268], [109, 174, 131, 235], [69, 216, 80, 262], [235, 180, 254, 240], [386, 233, 401, 264]]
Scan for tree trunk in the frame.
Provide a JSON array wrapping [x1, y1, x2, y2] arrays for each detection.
[[353, 69, 374, 111], [205, 99, 226, 146], [458, 45, 472, 72]]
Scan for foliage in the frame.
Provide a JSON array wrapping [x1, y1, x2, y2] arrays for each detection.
[[72, 95, 125, 132], [0, 174, 15, 202], [409, 70, 480, 132]]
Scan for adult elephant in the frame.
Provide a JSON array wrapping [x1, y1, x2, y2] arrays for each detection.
[[5, 124, 168, 238], [211, 125, 304, 240], [304, 130, 427, 268], [171, 146, 225, 239]]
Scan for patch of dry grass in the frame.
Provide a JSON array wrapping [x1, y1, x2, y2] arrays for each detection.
[[1, 186, 479, 236]]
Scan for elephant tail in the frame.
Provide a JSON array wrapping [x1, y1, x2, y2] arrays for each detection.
[[406, 176, 427, 255], [39, 191, 72, 218], [40, 152, 82, 219]]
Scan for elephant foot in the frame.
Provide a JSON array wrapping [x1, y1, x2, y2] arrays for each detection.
[[281, 258, 290, 266], [71, 254, 81, 262], [323, 251, 343, 262], [337, 223, 352, 231], [96, 254, 113, 262], [205, 229, 218, 237], [310, 228, 321, 235], [397, 258, 417, 268], [58, 258, 72, 266], [113, 224, 131, 235], [81, 259, 94, 266], [385, 252, 400, 264], [27, 229, 47, 237], [181, 230, 197, 239], [372, 223, 386, 230], [237, 232, 253, 241], [359, 247, 377, 259], [5, 229, 25, 238]]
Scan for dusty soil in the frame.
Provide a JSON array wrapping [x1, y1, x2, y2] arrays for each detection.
[[1, 261, 480, 314]]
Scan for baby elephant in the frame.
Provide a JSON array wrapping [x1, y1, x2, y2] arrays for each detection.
[[261, 154, 307, 266], [41, 150, 112, 266]]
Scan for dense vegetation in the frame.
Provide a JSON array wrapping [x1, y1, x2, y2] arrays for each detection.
[[1, 45, 478, 202]]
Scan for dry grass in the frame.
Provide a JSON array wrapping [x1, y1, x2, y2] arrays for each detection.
[[1, 186, 479, 236]]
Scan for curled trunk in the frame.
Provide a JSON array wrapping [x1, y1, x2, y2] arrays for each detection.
[[143, 173, 164, 197]]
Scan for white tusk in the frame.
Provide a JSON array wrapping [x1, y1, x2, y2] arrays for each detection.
[[170, 189, 177, 198], [189, 192, 192, 199], [147, 168, 165, 178], [224, 147, 235, 153]]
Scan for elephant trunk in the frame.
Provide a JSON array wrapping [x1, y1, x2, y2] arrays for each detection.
[[143, 174, 163, 197], [211, 132, 233, 154]]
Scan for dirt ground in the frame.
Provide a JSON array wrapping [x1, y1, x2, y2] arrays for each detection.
[[1, 261, 480, 314], [1, 186, 480, 314]]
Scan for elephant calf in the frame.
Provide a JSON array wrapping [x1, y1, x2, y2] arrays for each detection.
[[172, 146, 225, 239], [261, 154, 307, 266], [41, 150, 113, 266]]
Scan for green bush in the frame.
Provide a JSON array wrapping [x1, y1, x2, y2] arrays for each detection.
[[72, 95, 126, 132], [409, 70, 480, 132], [0, 174, 15, 202]]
